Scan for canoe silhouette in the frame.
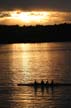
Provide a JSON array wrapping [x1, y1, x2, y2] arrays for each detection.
[[17, 83, 71, 87]]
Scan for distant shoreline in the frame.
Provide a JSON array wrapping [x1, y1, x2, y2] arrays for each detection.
[[0, 23, 71, 43]]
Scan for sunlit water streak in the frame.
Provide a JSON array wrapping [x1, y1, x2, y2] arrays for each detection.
[[0, 42, 71, 108]]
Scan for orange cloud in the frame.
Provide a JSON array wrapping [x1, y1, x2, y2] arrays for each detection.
[[0, 10, 71, 26]]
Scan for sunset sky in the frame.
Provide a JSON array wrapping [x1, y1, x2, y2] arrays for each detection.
[[0, 0, 71, 26]]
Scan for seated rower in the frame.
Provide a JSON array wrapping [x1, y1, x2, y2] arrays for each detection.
[[34, 80, 37, 85], [51, 80, 54, 85], [46, 80, 49, 86], [41, 80, 44, 86]]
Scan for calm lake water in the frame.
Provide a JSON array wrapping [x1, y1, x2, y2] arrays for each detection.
[[0, 42, 71, 108]]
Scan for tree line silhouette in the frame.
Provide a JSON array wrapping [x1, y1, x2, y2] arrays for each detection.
[[0, 23, 71, 43]]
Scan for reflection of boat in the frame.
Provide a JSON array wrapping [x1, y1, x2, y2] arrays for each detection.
[[17, 82, 71, 87]]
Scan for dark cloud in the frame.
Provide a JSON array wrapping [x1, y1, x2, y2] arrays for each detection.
[[0, 0, 71, 11]]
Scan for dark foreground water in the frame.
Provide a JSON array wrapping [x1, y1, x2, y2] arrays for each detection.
[[0, 42, 71, 108]]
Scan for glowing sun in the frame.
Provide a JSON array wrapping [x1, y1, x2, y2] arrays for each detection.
[[10, 11, 49, 25]]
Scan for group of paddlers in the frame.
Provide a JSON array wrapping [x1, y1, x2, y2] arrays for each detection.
[[34, 80, 54, 86]]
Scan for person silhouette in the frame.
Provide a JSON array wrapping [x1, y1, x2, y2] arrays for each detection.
[[40, 80, 44, 95], [34, 80, 37, 85], [51, 80, 54, 86], [41, 80, 44, 86], [46, 80, 48, 85], [34, 80, 38, 95]]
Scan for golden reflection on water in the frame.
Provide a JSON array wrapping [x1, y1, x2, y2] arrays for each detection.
[[10, 44, 37, 83], [5, 43, 71, 84], [10, 43, 55, 84], [21, 44, 32, 83], [10, 43, 50, 83]]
